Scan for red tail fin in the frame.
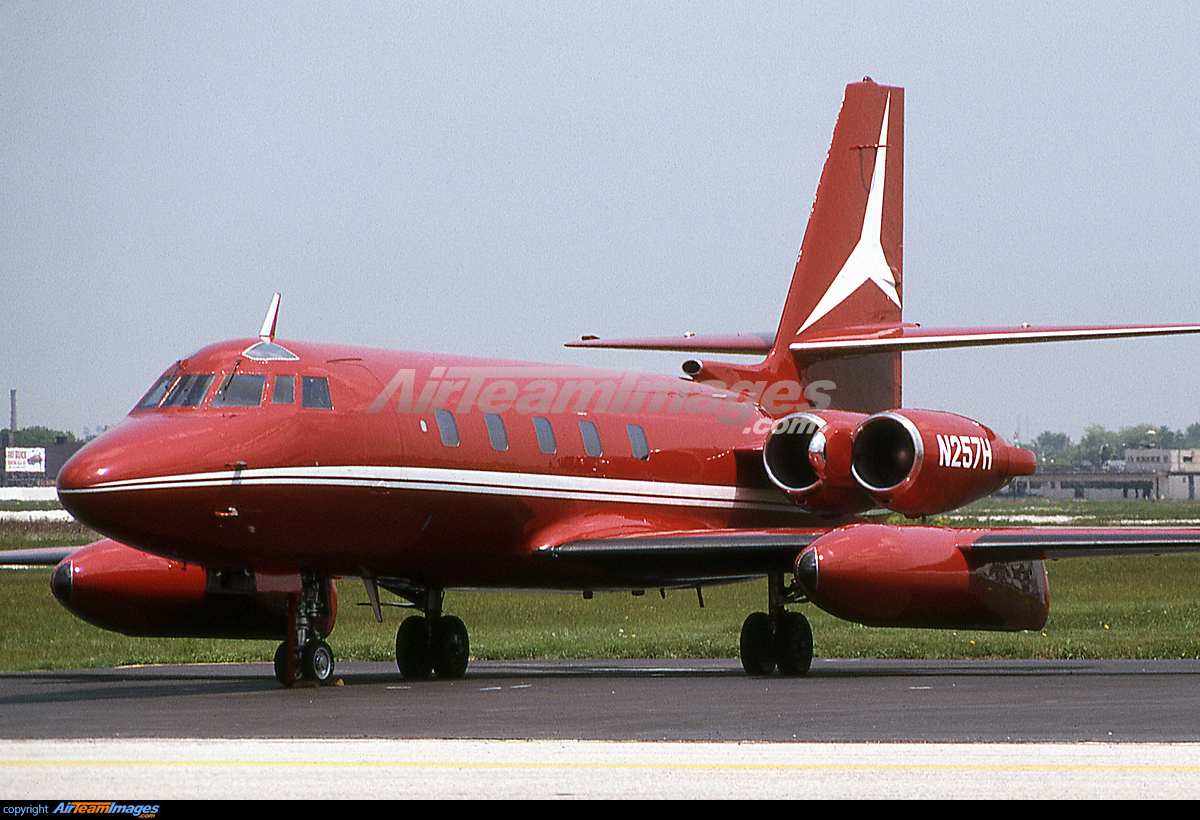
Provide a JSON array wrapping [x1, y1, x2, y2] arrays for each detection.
[[762, 80, 903, 410], [565, 80, 905, 414]]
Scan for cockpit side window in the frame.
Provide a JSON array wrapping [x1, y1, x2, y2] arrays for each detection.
[[161, 374, 215, 407], [301, 376, 333, 409], [272, 376, 295, 405], [212, 374, 266, 407]]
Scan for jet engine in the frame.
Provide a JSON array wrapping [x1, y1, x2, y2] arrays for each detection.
[[761, 410, 876, 514], [793, 523, 1049, 630], [850, 409, 1037, 517], [51, 539, 336, 639]]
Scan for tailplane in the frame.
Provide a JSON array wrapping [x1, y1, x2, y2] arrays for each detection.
[[566, 79, 1200, 416]]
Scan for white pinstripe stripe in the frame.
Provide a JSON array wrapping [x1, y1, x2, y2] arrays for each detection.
[[59, 465, 798, 513]]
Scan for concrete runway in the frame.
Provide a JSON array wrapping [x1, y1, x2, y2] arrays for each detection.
[[3, 658, 1200, 798]]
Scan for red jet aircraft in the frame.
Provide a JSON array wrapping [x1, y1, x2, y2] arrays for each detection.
[[32, 80, 1200, 685]]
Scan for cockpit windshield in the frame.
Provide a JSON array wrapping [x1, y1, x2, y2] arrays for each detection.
[[132, 360, 329, 412], [212, 374, 266, 407], [161, 374, 215, 407], [134, 374, 177, 410]]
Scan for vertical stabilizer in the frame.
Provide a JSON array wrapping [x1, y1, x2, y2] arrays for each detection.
[[763, 80, 903, 411], [564, 80, 906, 414]]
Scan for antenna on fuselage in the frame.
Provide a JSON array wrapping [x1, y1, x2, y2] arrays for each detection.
[[259, 293, 282, 343]]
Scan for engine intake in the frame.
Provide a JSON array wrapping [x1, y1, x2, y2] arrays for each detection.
[[851, 409, 1036, 517], [762, 411, 875, 514]]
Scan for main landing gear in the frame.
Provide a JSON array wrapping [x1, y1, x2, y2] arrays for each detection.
[[738, 571, 814, 677], [389, 585, 470, 681], [274, 573, 337, 686]]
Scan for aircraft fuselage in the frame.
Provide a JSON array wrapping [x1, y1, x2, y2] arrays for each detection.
[[58, 337, 820, 589]]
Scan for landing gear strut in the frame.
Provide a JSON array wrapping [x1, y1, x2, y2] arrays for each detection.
[[739, 571, 813, 677], [274, 573, 337, 686], [388, 585, 470, 680]]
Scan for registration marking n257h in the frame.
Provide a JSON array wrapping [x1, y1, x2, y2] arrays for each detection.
[[937, 435, 993, 470]]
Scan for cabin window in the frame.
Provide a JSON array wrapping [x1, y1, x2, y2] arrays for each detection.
[[484, 413, 509, 451], [626, 424, 650, 460], [135, 374, 176, 409], [161, 374, 214, 407], [301, 376, 333, 409], [271, 376, 295, 405], [579, 420, 603, 458], [435, 409, 460, 447], [213, 373, 266, 407], [533, 416, 556, 454]]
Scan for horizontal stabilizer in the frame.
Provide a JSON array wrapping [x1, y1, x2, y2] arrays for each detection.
[[789, 322, 1200, 358], [566, 332, 774, 355]]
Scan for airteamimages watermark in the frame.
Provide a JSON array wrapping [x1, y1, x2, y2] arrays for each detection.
[[3, 807, 159, 818], [367, 366, 836, 429]]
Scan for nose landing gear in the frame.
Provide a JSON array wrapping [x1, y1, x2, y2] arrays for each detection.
[[274, 573, 337, 686]]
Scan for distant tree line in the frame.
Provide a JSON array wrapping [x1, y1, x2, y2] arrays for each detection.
[[1032, 424, 1200, 469], [1, 426, 79, 447]]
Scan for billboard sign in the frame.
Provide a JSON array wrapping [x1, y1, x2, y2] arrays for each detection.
[[5, 447, 46, 473]]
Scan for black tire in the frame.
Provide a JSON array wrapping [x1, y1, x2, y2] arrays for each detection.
[[396, 615, 433, 680], [273, 642, 292, 686], [774, 611, 813, 677], [301, 638, 336, 684], [739, 611, 776, 676], [431, 615, 470, 680]]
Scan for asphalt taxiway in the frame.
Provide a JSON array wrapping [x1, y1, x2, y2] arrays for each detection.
[[3, 658, 1200, 797]]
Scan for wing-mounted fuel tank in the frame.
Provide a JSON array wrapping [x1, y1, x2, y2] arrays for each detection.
[[51, 539, 336, 640], [762, 408, 1036, 517], [794, 523, 1050, 631]]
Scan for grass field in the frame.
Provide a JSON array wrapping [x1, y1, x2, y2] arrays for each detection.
[[3, 496, 1200, 671]]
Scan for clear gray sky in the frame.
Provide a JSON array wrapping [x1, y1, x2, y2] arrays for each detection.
[[3, 2, 1198, 442]]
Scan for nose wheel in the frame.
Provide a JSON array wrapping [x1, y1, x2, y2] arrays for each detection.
[[273, 573, 337, 687]]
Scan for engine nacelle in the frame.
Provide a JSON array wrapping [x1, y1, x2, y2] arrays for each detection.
[[794, 523, 1049, 630], [51, 539, 336, 639], [851, 409, 1037, 517], [762, 411, 877, 514]]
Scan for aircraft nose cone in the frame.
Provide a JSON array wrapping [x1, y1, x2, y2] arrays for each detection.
[[56, 440, 116, 531], [56, 443, 104, 495], [54, 424, 155, 542]]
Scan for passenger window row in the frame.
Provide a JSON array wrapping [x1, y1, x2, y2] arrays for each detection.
[[433, 410, 649, 460], [135, 373, 331, 410]]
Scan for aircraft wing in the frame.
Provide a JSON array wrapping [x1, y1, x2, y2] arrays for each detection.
[[959, 526, 1200, 561], [0, 546, 81, 566], [537, 528, 823, 584], [538, 523, 1200, 586]]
